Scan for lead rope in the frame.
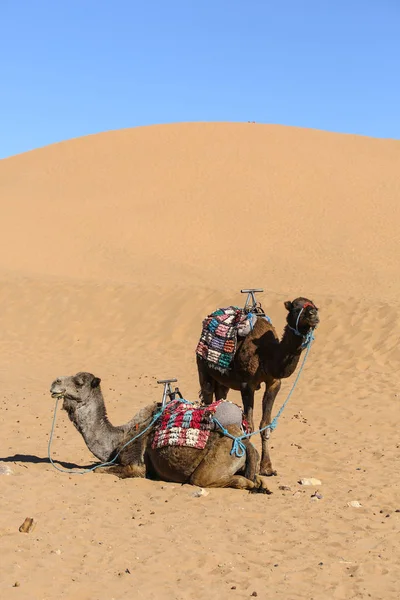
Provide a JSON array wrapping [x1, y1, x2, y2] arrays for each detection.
[[48, 398, 167, 475], [212, 332, 315, 456]]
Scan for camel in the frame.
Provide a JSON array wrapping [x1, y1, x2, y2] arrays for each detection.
[[196, 297, 319, 476], [49, 372, 271, 493]]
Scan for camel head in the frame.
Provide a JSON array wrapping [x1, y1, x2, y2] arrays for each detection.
[[284, 297, 319, 335], [50, 372, 102, 416]]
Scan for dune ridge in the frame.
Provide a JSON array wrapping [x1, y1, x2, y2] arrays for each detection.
[[0, 123, 399, 599]]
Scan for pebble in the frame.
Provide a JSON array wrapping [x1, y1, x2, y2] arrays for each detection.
[[299, 478, 322, 486], [192, 488, 209, 497], [311, 492, 323, 500], [347, 501, 362, 508], [13, 582, 20, 588], [0, 464, 13, 475], [19, 517, 35, 533], [278, 485, 292, 491]]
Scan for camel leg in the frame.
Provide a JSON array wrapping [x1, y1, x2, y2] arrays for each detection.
[[190, 465, 270, 492], [189, 430, 270, 493], [191, 466, 270, 493], [215, 382, 229, 401], [259, 380, 281, 476], [219, 474, 271, 492], [240, 383, 255, 431], [94, 463, 146, 479], [243, 436, 260, 480], [197, 358, 215, 404]]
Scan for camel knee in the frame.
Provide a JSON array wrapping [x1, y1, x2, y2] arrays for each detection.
[[260, 426, 271, 442], [124, 463, 146, 478], [99, 463, 146, 479], [189, 472, 214, 488]]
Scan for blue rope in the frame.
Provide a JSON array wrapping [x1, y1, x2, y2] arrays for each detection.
[[48, 399, 167, 475], [49, 332, 314, 470], [212, 418, 247, 457], [213, 334, 315, 456], [287, 307, 315, 349]]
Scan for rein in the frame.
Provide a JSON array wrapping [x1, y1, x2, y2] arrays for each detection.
[[214, 332, 315, 456], [47, 397, 167, 475]]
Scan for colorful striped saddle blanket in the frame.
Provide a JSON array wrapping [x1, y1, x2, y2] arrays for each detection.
[[151, 399, 249, 450], [196, 306, 260, 374]]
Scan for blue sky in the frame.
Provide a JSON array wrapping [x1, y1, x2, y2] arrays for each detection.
[[1, 1, 399, 158]]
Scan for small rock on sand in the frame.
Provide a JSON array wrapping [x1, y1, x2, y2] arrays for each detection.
[[192, 488, 209, 497], [0, 464, 13, 475], [347, 501, 362, 508], [299, 478, 322, 486], [19, 518, 35, 533], [311, 492, 323, 500]]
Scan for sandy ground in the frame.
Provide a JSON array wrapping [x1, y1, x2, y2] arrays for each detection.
[[0, 123, 399, 600]]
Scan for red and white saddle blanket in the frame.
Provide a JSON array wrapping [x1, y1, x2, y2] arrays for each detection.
[[151, 399, 250, 450]]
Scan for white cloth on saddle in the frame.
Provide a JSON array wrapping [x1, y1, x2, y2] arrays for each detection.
[[237, 312, 257, 337], [212, 402, 243, 430]]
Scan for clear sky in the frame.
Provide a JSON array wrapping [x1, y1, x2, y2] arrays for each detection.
[[1, 1, 399, 158]]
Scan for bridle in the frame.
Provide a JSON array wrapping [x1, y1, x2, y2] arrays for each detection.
[[287, 301, 317, 347]]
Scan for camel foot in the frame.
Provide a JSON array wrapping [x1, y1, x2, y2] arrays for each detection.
[[249, 486, 272, 495], [260, 467, 277, 477], [249, 475, 272, 495], [94, 464, 146, 479], [93, 466, 111, 474]]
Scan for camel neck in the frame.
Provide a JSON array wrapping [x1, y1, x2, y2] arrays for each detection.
[[70, 394, 124, 462], [272, 325, 305, 379]]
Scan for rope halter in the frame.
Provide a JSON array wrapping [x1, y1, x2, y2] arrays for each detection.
[[287, 301, 317, 348]]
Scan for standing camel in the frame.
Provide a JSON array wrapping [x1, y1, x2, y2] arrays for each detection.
[[50, 372, 271, 492], [196, 297, 319, 476]]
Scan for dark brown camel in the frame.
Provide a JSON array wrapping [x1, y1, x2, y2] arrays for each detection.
[[197, 297, 319, 476]]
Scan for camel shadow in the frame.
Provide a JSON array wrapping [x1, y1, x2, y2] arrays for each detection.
[[0, 454, 95, 470]]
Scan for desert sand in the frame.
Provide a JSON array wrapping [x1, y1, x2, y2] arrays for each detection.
[[0, 122, 399, 599]]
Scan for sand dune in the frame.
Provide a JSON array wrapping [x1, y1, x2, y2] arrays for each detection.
[[0, 123, 399, 599]]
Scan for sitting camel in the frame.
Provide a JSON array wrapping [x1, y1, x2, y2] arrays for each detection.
[[50, 372, 271, 493], [197, 297, 319, 476]]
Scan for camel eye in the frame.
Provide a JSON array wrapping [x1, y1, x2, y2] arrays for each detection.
[[74, 378, 84, 387]]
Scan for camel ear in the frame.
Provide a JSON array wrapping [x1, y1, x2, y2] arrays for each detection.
[[284, 301, 293, 312], [91, 377, 101, 388]]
